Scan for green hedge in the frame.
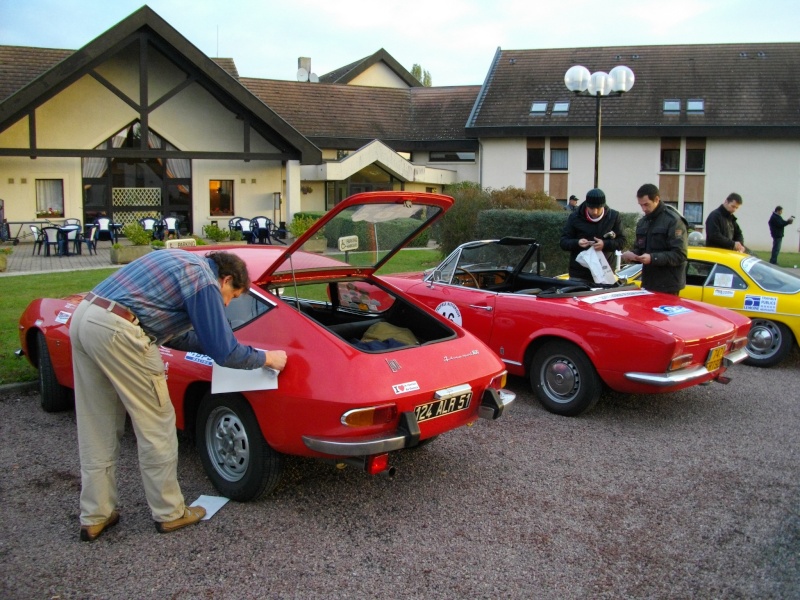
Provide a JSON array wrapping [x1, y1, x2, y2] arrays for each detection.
[[476, 209, 639, 275]]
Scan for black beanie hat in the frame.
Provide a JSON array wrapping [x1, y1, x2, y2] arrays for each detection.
[[585, 188, 606, 207]]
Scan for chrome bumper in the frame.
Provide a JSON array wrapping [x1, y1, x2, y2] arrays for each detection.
[[302, 387, 515, 456], [624, 348, 748, 387]]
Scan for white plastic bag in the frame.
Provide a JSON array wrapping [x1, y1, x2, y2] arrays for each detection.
[[576, 248, 617, 284]]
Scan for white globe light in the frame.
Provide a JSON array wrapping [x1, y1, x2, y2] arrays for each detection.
[[564, 65, 591, 93], [609, 65, 635, 93], [587, 71, 613, 96]]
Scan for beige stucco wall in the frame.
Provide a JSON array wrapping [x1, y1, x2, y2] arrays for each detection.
[[348, 63, 410, 88]]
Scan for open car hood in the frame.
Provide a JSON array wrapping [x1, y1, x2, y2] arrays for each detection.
[[254, 191, 453, 286]]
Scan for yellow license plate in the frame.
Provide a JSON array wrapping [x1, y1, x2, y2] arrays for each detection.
[[705, 345, 725, 372]]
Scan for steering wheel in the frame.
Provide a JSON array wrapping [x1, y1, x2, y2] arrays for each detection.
[[455, 267, 481, 289]]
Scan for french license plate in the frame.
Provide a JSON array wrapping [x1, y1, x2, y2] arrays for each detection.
[[705, 345, 725, 372], [414, 385, 473, 422]]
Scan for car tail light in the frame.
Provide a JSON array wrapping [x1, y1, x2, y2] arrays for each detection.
[[488, 371, 508, 389], [729, 336, 748, 352], [668, 354, 694, 371], [341, 404, 398, 427], [365, 453, 390, 475]]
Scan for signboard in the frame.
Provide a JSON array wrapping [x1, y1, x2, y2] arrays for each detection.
[[338, 235, 359, 252], [165, 238, 197, 248]]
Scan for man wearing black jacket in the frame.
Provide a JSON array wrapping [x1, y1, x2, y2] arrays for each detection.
[[768, 206, 795, 264], [560, 188, 626, 282], [706, 193, 745, 252], [621, 183, 688, 295]]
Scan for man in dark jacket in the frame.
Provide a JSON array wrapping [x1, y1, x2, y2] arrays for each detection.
[[621, 183, 688, 295], [560, 188, 627, 282], [768, 205, 795, 264], [705, 193, 745, 252]]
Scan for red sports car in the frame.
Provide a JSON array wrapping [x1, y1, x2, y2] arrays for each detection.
[[17, 192, 514, 501], [381, 237, 752, 416]]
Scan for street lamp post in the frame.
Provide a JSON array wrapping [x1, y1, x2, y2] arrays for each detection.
[[564, 65, 635, 188]]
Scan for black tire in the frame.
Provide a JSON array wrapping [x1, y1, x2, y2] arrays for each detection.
[[743, 319, 794, 368], [36, 331, 73, 413], [196, 393, 284, 501], [530, 340, 602, 416]]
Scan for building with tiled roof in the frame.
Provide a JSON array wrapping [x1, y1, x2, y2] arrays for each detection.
[[1, 6, 798, 251]]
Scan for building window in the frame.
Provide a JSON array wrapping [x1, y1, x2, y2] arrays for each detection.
[[209, 180, 234, 216], [663, 99, 681, 114], [552, 101, 570, 114], [684, 202, 704, 225], [663, 201, 679, 212], [661, 149, 680, 171], [530, 101, 548, 115], [36, 179, 64, 218], [336, 150, 350, 160], [685, 149, 706, 172], [687, 99, 705, 113], [429, 151, 476, 162], [527, 148, 545, 170], [550, 148, 568, 170]]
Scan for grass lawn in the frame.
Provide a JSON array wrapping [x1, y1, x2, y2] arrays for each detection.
[[0, 249, 443, 385]]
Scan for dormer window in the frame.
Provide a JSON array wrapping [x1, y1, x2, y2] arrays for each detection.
[[530, 101, 548, 115], [687, 99, 705, 114], [663, 99, 681, 114]]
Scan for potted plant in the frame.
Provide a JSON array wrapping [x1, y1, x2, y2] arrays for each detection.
[[0, 247, 12, 272], [202, 223, 230, 243], [288, 213, 326, 253], [110, 222, 154, 264]]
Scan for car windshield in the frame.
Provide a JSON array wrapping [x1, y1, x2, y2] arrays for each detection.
[[741, 256, 800, 294], [428, 240, 534, 285]]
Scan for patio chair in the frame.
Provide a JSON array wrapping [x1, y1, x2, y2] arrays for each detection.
[[251, 216, 271, 244], [29, 224, 44, 255], [63, 218, 81, 227], [238, 218, 255, 244], [161, 217, 180, 239], [95, 217, 113, 242], [41, 227, 61, 256], [80, 225, 99, 255], [139, 217, 158, 238]]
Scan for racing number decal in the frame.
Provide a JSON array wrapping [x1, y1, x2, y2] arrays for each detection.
[[435, 301, 462, 326]]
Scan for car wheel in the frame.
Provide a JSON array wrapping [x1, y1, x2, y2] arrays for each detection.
[[196, 393, 284, 501], [744, 319, 794, 368], [530, 340, 602, 416], [36, 331, 73, 413]]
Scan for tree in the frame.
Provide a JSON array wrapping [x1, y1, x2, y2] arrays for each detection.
[[411, 63, 433, 87]]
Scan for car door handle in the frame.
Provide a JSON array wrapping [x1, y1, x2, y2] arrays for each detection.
[[469, 304, 493, 311]]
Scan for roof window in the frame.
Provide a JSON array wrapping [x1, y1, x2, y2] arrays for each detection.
[[663, 99, 681, 114], [687, 99, 704, 113], [552, 101, 570, 114], [530, 101, 548, 115]]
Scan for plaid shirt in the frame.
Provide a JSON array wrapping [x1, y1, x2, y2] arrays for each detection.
[[92, 249, 264, 368]]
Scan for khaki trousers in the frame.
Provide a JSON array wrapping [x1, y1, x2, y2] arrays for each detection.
[[70, 300, 186, 526]]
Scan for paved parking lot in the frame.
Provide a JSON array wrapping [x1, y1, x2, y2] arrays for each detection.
[[1, 350, 798, 599]]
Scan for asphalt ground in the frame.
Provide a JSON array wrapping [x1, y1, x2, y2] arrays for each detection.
[[1, 347, 798, 600]]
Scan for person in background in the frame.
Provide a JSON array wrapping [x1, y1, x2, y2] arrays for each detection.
[[70, 250, 287, 542], [621, 183, 688, 295], [560, 188, 626, 282], [566, 195, 579, 212], [706, 193, 746, 252], [768, 205, 795, 264]]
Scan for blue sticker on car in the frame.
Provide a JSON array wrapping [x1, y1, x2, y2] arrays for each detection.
[[653, 305, 693, 316]]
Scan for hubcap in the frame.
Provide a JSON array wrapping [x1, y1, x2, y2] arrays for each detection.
[[543, 357, 579, 403], [206, 407, 249, 482], [747, 321, 780, 358]]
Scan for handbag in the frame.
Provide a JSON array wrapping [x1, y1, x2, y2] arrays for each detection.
[[576, 248, 618, 284]]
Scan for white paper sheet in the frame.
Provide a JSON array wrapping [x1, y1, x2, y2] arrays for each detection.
[[211, 361, 279, 393], [190, 495, 229, 520]]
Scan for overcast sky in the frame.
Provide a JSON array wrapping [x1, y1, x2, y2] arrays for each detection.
[[2, 0, 798, 86]]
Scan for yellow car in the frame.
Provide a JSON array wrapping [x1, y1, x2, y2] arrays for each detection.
[[617, 247, 800, 367]]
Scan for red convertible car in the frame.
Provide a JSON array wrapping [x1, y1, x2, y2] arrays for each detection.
[[17, 192, 514, 501], [381, 237, 752, 416]]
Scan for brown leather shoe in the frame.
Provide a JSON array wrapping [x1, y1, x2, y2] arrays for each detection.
[[79, 511, 120, 542], [154, 506, 206, 534]]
